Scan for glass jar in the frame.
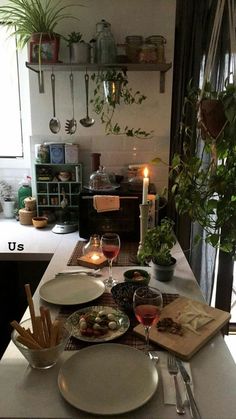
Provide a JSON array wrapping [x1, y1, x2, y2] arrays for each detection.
[[145, 35, 166, 62], [125, 35, 143, 63], [96, 19, 117, 63], [139, 43, 158, 63]]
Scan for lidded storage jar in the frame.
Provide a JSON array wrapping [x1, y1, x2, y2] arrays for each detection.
[[95, 19, 117, 63], [125, 35, 143, 63], [145, 35, 166, 62], [139, 43, 157, 63]]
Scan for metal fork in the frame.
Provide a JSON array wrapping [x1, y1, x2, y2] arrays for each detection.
[[167, 353, 185, 415]]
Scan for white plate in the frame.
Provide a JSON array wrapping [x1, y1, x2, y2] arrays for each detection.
[[39, 275, 105, 305], [66, 306, 130, 342], [58, 343, 158, 415]]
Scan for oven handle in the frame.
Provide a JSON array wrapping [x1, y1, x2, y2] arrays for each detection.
[[81, 196, 139, 200]]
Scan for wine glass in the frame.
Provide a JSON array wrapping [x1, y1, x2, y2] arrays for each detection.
[[101, 233, 120, 288], [133, 286, 163, 355]]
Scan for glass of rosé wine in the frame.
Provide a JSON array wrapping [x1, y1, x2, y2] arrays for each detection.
[[133, 286, 163, 354], [101, 233, 120, 288]]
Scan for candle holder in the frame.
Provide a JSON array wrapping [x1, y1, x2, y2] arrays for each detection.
[[77, 234, 107, 268], [137, 203, 149, 257]]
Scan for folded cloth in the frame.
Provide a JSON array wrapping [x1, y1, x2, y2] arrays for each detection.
[[93, 195, 120, 212], [160, 353, 193, 405]]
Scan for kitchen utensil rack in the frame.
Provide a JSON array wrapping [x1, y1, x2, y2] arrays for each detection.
[[26, 62, 172, 93]]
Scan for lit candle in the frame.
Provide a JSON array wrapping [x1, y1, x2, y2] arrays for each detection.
[[90, 253, 101, 261], [142, 167, 149, 204]]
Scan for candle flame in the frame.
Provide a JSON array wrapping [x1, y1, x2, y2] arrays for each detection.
[[144, 167, 149, 178], [91, 253, 100, 261]]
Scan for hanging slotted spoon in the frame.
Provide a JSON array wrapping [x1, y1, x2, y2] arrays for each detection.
[[65, 72, 77, 135], [49, 73, 61, 134], [80, 73, 95, 127]]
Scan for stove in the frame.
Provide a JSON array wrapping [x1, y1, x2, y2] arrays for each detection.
[[78, 183, 156, 240]]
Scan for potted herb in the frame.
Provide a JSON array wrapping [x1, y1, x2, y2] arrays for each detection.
[[64, 31, 89, 64], [137, 217, 176, 282], [90, 69, 153, 139], [0, 0, 80, 63]]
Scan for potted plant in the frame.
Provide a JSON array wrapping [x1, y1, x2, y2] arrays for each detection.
[[0, 0, 80, 63], [90, 69, 153, 139], [167, 77, 236, 315], [169, 78, 236, 254], [137, 217, 176, 282], [64, 31, 90, 64]]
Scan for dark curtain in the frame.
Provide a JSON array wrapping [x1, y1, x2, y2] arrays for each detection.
[[169, 0, 216, 257], [169, 0, 230, 303]]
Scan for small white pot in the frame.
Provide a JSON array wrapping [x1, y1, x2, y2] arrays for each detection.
[[70, 42, 90, 63]]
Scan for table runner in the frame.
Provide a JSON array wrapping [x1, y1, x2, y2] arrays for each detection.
[[67, 240, 139, 266], [58, 292, 179, 351]]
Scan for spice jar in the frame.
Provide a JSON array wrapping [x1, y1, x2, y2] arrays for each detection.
[[125, 35, 143, 63], [139, 43, 157, 63], [145, 35, 166, 62]]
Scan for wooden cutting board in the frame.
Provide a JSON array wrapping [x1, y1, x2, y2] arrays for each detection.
[[133, 296, 230, 360]]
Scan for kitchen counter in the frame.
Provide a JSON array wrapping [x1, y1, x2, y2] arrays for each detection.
[[0, 216, 236, 418], [0, 215, 80, 261]]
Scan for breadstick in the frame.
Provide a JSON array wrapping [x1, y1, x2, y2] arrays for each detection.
[[24, 284, 37, 336], [10, 320, 42, 348], [17, 335, 42, 350], [35, 316, 46, 348], [44, 307, 52, 340], [40, 306, 50, 346], [50, 320, 60, 347]]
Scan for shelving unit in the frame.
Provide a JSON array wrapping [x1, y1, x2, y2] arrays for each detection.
[[26, 62, 172, 93], [35, 163, 82, 223]]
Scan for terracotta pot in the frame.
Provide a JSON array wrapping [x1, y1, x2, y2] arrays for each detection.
[[29, 33, 60, 63], [199, 99, 227, 140]]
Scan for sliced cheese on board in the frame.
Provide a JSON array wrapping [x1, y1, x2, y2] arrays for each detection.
[[133, 296, 230, 360]]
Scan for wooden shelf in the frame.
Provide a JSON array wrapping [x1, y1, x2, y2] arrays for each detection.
[[26, 61, 172, 93]]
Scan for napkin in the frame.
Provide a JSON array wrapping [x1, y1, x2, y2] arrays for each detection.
[[160, 354, 194, 405], [93, 195, 120, 212]]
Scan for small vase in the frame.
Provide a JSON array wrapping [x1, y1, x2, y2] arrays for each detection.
[[103, 80, 123, 104], [151, 257, 176, 282]]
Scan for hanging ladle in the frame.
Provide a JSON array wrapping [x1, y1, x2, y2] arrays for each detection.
[[80, 73, 95, 128], [49, 73, 61, 134], [65, 72, 77, 135]]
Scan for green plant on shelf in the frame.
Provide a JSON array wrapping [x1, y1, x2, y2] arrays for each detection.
[[90, 69, 153, 139]]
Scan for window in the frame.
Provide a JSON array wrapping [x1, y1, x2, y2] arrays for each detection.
[[0, 25, 23, 158]]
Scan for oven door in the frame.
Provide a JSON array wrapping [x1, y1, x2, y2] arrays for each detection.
[[79, 196, 140, 240]]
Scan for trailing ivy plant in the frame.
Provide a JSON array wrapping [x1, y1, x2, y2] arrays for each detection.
[[90, 69, 153, 139], [169, 78, 236, 256]]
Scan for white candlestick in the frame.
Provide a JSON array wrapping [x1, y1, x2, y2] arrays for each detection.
[[142, 168, 149, 204]]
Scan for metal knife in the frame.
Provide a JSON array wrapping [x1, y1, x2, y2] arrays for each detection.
[[176, 359, 202, 419]]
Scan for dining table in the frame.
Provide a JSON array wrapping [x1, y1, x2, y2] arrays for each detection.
[[0, 235, 236, 419]]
